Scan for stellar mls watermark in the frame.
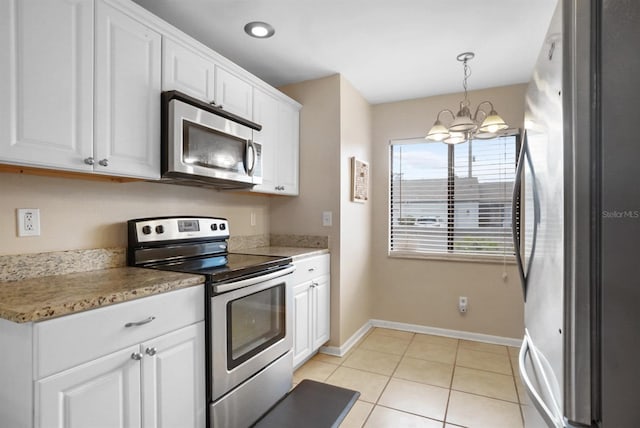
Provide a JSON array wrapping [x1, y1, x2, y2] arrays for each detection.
[[602, 210, 640, 219]]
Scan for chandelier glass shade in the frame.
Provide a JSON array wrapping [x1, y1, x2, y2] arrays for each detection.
[[426, 52, 509, 144]]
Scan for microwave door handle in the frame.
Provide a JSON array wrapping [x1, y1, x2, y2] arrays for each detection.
[[246, 140, 256, 176]]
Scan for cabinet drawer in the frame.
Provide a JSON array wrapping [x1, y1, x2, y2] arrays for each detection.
[[34, 285, 203, 379], [291, 254, 330, 285]]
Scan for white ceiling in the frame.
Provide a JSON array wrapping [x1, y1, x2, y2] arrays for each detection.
[[132, 0, 557, 104]]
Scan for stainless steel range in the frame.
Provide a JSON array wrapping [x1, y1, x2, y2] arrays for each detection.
[[127, 216, 294, 428]]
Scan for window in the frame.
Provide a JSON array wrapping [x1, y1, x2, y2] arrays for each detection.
[[389, 134, 519, 258]]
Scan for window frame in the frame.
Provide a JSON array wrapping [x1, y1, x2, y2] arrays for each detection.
[[388, 131, 521, 263]]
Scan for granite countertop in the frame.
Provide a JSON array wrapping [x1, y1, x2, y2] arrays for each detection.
[[0, 267, 205, 323], [234, 246, 329, 262]]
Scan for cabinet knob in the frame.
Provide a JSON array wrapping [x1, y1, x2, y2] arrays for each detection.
[[308, 268, 315, 272], [131, 352, 143, 361], [84, 157, 95, 165], [145, 347, 157, 356], [310, 281, 318, 288], [98, 158, 109, 167]]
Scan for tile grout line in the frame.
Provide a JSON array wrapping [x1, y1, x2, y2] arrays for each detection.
[[442, 338, 461, 427], [357, 328, 417, 427], [509, 348, 526, 425]]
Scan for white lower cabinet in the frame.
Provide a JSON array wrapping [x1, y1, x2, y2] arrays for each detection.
[[0, 286, 205, 428], [292, 255, 330, 367], [36, 345, 142, 428], [36, 322, 204, 428], [141, 323, 205, 428]]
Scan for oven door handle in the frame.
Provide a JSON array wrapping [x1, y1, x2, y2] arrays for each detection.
[[214, 265, 295, 294]]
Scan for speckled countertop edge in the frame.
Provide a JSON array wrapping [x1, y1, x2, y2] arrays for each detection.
[[0, 267, 205, 323], [234, 246, 329, 262], [0, 237, 328, 323]]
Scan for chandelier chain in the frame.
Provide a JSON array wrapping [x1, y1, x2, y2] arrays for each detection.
[[462, 58, 472, 104]]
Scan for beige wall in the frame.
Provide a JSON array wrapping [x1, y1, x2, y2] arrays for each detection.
[[275, 75, 374, 346], [0, 173, 270, 256], [338, 76, 373, 343], [370, 84, 527, 339], [275, 75, 344, 345]]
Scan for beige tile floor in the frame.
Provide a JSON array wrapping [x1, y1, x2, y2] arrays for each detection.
[[293, 327, 529, 428]]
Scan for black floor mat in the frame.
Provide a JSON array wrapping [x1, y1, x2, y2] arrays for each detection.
[[253, 379, 360, 428]]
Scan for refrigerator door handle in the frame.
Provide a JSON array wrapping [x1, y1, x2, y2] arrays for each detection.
[[512, 131, 527, 299], [519, 332, 565, 428]]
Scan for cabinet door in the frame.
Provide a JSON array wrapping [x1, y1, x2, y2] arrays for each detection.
[[292, 281, 313, 368], [141, 322, 205, 428], [36, 345, 142, 428], [312, 275, 331, 350], [94, 0, 161, 179], [0, 0, 93, 171], [276, 102, 300, 195], [162, 38, 215, 102], [215, 67, 253, 119], [252, 89, 279, 193]]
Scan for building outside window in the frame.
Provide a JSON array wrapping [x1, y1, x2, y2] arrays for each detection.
[[389, 133, 519, 259]]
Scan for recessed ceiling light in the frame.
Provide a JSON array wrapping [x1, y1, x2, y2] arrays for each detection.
[[244, 21, 275, 39]]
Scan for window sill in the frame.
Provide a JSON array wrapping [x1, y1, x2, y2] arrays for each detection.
[[388, 251, 517, 265]]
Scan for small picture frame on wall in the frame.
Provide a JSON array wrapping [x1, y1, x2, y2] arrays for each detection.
[[351, 157, 369, 203]]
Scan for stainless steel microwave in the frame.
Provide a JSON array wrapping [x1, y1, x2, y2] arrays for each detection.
[[161, 91, 263, 189]]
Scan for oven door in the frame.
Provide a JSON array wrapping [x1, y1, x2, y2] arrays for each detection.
[[210, 266, 294, 400]]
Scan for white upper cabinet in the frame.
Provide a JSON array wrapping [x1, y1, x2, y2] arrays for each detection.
[[252, 88, 300, 195], [0, 0, 94, 172], [277, 102, 300, 195], [252, 89, 280, 192], [215, 67, 253, 119], [0, 0, 298, 186], [162, 37, 216, 102], [94, 0, 161, 179]]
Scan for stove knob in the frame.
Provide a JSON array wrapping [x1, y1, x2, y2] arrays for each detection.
[[155, 225, 164, 234], [210, 224, 218, 231], [142, 225, 152, 235], [220, 223, 226, 231]]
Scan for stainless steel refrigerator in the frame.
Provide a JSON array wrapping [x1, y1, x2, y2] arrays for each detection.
[[514, 0, 640, 427]]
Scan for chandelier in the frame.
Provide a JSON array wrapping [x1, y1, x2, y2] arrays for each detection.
[[425, 52, 508, 144]]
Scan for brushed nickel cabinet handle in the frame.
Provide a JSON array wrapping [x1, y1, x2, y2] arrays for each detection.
[[84, 157, 95, 165], [145, 347, 157, 356], [131, 352, 143, 361], [98, 158, 109, 167], [124, 316, 156, 328]]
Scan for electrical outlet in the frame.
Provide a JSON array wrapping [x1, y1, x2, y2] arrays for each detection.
[[17, 208, 41, 237], [250, 212, 256, 227], [322, 211, 332, 227], [458, 296, 468, 314]]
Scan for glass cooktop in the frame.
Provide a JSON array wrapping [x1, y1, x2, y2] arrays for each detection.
[[152, 253, 292, 283]]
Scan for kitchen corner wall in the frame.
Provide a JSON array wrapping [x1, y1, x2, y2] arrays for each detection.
[[274, 75, 374, 347], [0, 173, 270, 256], [371, 84, 527, 339]]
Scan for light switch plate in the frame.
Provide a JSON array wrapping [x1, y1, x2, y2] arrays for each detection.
[[322, 211, 332, 227]]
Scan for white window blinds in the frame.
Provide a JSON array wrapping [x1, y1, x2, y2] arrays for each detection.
[[390, 134, 518, 258]]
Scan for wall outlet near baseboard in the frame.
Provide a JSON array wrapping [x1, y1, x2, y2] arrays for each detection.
[[17, 208, 41, 237], [458, 296, 468, 313]]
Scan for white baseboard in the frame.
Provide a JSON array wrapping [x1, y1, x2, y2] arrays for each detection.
[[319, 319, 521, 357], [319, 320, 373, 357]]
